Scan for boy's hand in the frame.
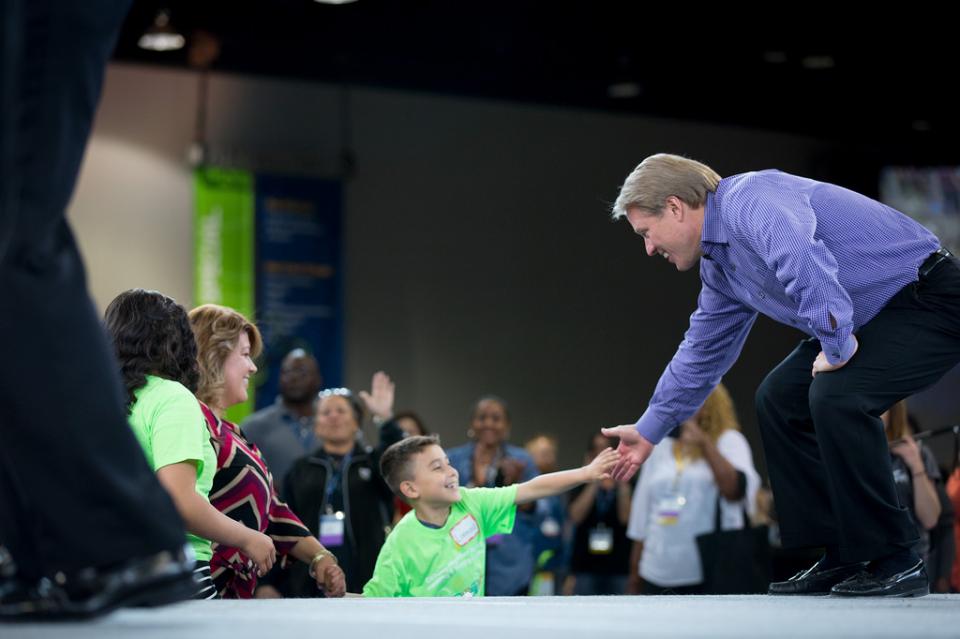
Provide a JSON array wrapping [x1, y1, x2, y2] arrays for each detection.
[[515, 448, 620, 504], [583, 447, 619, 481]]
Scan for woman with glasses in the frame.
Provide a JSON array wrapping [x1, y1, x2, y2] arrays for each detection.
[[187, 304, 346, 599], [283, 375, 404, 594]]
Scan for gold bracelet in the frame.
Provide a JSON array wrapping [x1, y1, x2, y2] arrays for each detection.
[[308, 550, 336, 579]]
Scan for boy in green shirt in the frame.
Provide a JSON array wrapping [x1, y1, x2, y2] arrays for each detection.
[[363, 435, 619, 597]]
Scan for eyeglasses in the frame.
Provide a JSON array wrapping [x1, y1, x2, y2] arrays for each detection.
[[319, 387, 353, 398]]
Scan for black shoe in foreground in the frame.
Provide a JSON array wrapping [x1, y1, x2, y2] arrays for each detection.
[[830, 560, 929, 598], [768, 557, 867, 595], [0, 545, 197, 621]]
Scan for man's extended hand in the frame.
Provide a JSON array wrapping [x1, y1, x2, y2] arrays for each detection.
[[600, 425, 655, 481]]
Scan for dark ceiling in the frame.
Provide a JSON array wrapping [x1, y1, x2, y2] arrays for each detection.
[[114, 1, 959, 160]]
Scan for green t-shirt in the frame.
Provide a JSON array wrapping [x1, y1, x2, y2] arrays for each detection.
[[128, 375, 216, 561], [363, 485, 518, 597]]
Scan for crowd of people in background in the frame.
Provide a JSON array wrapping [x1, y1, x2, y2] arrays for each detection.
[[93, 289, 960, 599], [2, 281, 957, 605]]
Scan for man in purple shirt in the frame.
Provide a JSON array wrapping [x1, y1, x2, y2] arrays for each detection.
[[602, 154, 960, 597]]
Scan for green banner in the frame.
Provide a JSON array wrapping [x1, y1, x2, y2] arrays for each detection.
[[194, 167, 256, 422]]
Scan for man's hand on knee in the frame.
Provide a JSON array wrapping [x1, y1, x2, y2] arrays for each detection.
[[812, 335, 859, 377]]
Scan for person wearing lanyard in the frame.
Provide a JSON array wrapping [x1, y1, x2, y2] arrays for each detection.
[[283, 376, 404, 594], [626, 384, 759, 594], [566, 434, 633, 595]]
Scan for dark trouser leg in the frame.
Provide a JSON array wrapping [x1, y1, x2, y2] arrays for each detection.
[[757, 258, 960, 563], [0, 0, 186, 580], [756, 338, 841, 550]]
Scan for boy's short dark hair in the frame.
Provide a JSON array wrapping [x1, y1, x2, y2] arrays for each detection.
[[380, 435, 441, 498]]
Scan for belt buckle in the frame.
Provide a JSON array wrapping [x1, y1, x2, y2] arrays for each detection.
[[920, 248, 950, 278]]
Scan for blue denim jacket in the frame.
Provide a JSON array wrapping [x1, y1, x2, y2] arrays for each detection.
[[446, 442, 538, 595]]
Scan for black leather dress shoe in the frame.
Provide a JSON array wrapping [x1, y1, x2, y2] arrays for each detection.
[[830, 560, 929, 597], [768, 557, 867, 595], [0, 545, 197, 621]]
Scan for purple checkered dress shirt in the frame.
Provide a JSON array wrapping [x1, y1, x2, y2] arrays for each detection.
[[635, 170, 941, 444]]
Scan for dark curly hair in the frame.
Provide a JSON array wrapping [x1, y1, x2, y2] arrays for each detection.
[[104, 289, 200, 412]]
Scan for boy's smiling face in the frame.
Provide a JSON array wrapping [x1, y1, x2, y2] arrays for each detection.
[[401, 444, 461, 506]]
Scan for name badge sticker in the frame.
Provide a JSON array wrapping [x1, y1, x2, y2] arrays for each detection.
[[450, 515, 480, 547]]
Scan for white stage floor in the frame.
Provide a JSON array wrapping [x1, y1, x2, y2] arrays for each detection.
[[4, 595, 959, 639]]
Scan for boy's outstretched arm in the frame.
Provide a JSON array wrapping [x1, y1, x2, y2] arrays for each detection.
[[514, 448, 619, 505]]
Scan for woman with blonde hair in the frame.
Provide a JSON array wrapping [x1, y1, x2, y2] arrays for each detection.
[[188, 304, 345, 598], [626, 382, 760, 594]]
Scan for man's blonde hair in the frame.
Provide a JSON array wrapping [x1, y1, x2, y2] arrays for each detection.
[[612, 153, 721, 220]]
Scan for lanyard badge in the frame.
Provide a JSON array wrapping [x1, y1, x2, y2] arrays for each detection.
[[320, 507, 345, 547]]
